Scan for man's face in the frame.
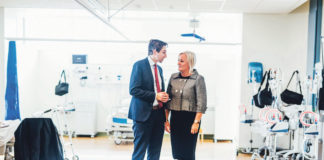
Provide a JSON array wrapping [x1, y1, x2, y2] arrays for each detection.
[[153, 46, 167, 63]]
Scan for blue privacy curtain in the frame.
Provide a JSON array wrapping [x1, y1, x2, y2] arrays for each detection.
[[5, 41, 20, 120]]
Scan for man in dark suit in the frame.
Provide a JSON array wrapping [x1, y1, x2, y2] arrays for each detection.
[[128, 39, 169, 160]]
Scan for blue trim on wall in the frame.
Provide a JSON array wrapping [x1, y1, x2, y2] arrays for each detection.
[[314, 0, 322, 64], [307, 0, 322, 109]]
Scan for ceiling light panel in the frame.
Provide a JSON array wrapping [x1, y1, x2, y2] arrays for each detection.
[[126, 0, 156, 10], [0, 0, 80, 8], [256, 0, 300, 13], [155, 0, 189, 11], [192, 0, 224, 2], [222, 0, 260, 12], [190, 1, 224, 11]]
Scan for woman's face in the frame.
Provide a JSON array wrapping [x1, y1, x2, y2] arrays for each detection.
[[178, 54, 190, 73]]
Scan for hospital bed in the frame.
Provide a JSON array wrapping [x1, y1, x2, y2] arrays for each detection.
[[108, 107, 133, 145]]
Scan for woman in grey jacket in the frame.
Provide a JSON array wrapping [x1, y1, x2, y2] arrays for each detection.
[[165, 51, 207, 160]]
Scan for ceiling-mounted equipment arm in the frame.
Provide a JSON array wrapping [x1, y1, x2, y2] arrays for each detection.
[[108, 0, 136, 20], [74, 0, 130, 40]]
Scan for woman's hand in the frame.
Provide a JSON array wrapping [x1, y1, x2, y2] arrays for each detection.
[[156, 92, 169, 103], [165, 121, 171, 133], [191, 122, 199, 134]]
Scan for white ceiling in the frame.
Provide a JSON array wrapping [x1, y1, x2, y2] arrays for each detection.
[[0, 0, 308, 14]]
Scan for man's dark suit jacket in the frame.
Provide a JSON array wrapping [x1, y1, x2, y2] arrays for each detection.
[[128, 58, 166, 122]]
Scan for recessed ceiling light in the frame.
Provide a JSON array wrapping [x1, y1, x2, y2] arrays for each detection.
[[193, 0, 224, 1]]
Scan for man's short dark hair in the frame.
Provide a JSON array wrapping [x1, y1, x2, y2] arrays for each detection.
[[148, 39, 168, 55]]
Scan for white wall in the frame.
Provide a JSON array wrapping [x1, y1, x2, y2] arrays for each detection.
[[12, 42, 41, 119], [12, 41, 241, 133], [0, 7, 4, 120], [4, 9, 242, 135], [240, 2, 309, 148]]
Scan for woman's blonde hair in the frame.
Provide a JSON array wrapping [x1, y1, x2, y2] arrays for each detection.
[[179, 51, 196, 73]]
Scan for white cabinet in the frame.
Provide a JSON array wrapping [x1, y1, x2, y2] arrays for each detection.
[[72, 102, 97, 137], [200, 107, 215, 135], [214, 105, 238, 141]]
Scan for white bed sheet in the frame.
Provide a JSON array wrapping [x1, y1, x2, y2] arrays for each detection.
[[0, 120, 20, 147]]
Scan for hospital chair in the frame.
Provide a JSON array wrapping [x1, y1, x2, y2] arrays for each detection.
[[14, 118, 64, 160], [4, 138, 14, 160], [0, 120, 20, 160], [0, 138, 15, 160]]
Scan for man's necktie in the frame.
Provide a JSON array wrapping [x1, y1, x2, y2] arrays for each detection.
[[154, 64, 163, 108]]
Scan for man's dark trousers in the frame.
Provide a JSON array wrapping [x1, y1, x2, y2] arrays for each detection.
[[132, 107, 164, 160]]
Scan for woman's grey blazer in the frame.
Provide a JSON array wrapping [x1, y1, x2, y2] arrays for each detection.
[[166, 69, 207, 113]]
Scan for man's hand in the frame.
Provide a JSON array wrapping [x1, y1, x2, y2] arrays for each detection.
[[164, 121, 171, 133], [156, 92, 169, 103]]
